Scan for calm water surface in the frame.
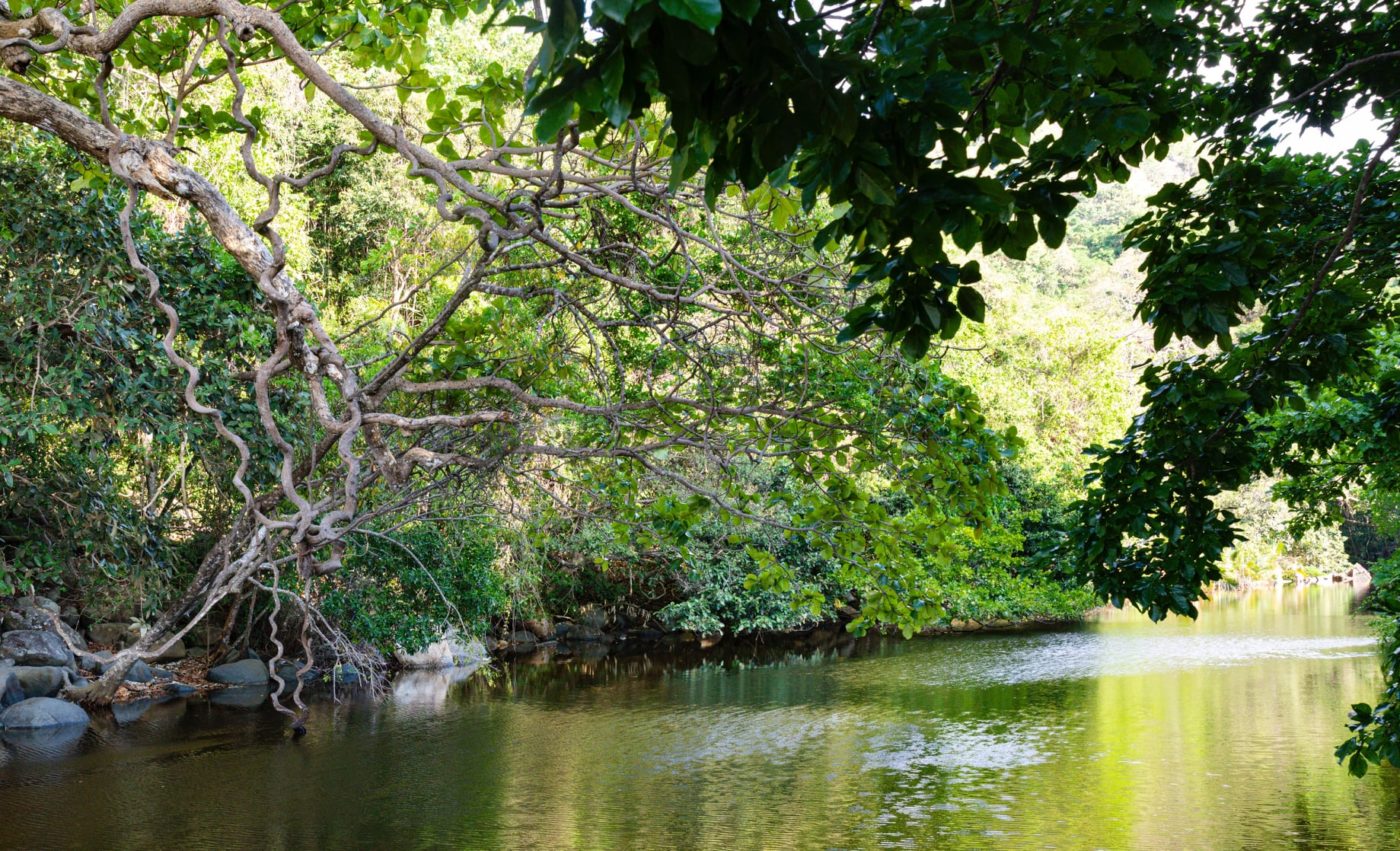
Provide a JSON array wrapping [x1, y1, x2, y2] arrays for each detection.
[[2, 584, 1397, 849]]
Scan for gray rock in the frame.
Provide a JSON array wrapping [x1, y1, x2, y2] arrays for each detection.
[[578, 606, 608, 630], [0, 667, 24, 707], [0, 697, 89, 730], [273, 660, 318, 683], [124, 660, 154, 684], [506, 630, 538, 652], [151, 638, 186, 662], [567, 624, 604, 642], [78, 651, 111, 673], [331, 663, 360, 686], [3, 598, 85, 651], [2, 596, 57, 632], [112, 699, 153, 725], [59, 605, 80, 628], [163, 681, 198, 697], [11, 666, 71, 699], [206, 658, 270, 686], [0, 630, 74, 668], [87, 622, 139, 648], [151, 667, 174, 681], [210, 686, 267, 709]]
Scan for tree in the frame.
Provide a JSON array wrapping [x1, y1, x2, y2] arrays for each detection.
[[0, 0, 1396, 757], [0, 0, 1012, 715]]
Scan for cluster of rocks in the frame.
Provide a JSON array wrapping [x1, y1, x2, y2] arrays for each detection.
[[0, 595, 205, 733]]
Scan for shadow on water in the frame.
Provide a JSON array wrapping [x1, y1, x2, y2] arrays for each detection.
[[1, 584, 1397, 850]]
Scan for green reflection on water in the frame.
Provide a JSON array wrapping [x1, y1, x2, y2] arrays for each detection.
[[1, 585, 1397, 850]]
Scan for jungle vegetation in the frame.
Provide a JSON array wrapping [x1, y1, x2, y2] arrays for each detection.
[[0, 0, 1395, 770]]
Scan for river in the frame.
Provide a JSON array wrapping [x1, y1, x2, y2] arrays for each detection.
[[1, 584, 1397, 849]]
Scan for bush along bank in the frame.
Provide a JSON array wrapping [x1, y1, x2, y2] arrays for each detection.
[[491, 472, 1097, 659]]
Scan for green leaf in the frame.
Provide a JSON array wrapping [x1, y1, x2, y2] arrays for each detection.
[[955, 287, 986, 323], [855, 167, 896, 206], [1038, 214, 1066, 249], [595, 0, 634, 23], [1348, 752, 1369, 778], [658, 0, 722, 32]]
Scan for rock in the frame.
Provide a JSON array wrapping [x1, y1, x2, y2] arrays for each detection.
[[87, 622, 139, 648], [124, 660, 154, 684], [554, 622, 573, 639], [0, 697, 89, 730], [112, 699, 153, 725], [0, 667, 24, 707], [567, 624, 604, 642], [151, 667, 174, 681], [523, 619, 554, 640], [0, 630, 74, 668], [394, 629, 489, 669], [207, 658, 270, 686], [59, 605, 80, 628], [273, 660, 318, 683], [331, 663, 360, 686], [578, 606, 608, 630], [4, 598, 85, 651], [699, 633, 723, 650], [163, 681, 198, 697], [2, 595, 57, 631], [185, 645, 208, 659], [210, 686, 267, 709], [11, 666, 71, 699], [506, 630, 538, 652], [151, 639, 186, 662]]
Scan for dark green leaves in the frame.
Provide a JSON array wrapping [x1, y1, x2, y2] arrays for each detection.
[[955, 287, 985, 323], [506, 0, 1212, 356], [658, 0, 722, 32]]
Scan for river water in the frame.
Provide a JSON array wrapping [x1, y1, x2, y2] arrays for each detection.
[[1, 584, 1397, 849]]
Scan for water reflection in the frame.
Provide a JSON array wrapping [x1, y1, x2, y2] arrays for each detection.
[[0, 585, 1396, 850]]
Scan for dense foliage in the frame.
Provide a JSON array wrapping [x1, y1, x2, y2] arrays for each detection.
[[0, 0, 1396, 770]]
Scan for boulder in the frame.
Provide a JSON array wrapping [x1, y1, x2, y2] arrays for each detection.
[[210, 686, 267, 709], [0, 630, 74, 668], [11, 666, 71, 699], [4, 598, 85, 651], [331, 663, 360, 686], [523, 619, 554, 640], [2, 595, 58, 631], [87, 622, 139, 648], [0, 666, 24, 707], [0, 697, 89, 730], [112, 699, 153, 725], [151, 667, 175, 681], [124, 660, 154, 684], [506, 630, 538, 653], [394, 629, 488, 669], [273, 659, 318, 683], [207, 658, 270, 686], [163, 681, 198, 697], [151, 638, 186, 662], [578, 606, 608, 630], [567, 624, 604, 642]]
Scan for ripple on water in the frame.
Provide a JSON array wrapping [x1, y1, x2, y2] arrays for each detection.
[[873, 630, 1379, 690]]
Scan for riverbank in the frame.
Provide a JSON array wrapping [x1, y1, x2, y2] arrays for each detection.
[[1, 589, 1088, 736], [1213, 564, 1372, 591]]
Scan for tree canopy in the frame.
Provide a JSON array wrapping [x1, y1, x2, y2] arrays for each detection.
[[0, 0, 1397, 766]]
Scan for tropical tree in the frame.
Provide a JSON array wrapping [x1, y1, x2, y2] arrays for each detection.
[[0, 0, 1396, 758]]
